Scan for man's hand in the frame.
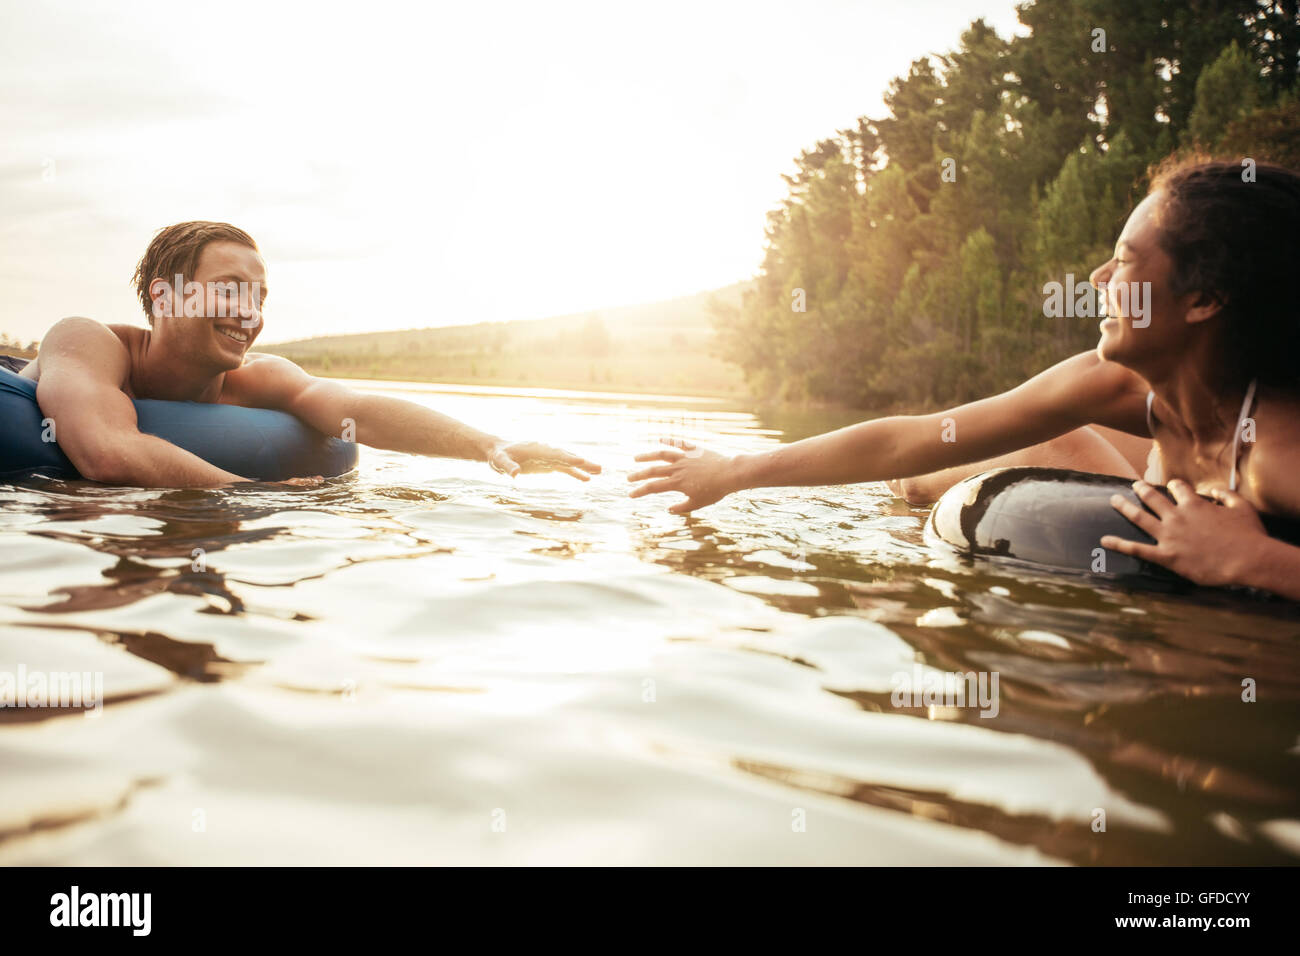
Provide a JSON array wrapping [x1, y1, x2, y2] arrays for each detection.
[[627, 438, 736, 514], [1100, 479, 1269, 586], [274, 476, 324, 488], [220, 475, 324, 490], [488, 442, 601, 481]]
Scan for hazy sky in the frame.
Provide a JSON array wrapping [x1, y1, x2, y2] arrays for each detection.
[[0, 0, 1023, 344]]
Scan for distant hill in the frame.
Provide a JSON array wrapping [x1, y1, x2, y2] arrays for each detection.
[[0, 333, 37, 360], [263, 282, 751, 397]]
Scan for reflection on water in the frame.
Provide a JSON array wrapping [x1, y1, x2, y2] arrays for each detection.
[[1, 380, 1297, 864]]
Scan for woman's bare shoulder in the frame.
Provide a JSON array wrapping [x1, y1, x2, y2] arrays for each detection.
[[1244, 390, 1300, 517], [1025, 350, 1151, 433]]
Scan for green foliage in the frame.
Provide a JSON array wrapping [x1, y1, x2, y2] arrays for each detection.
[[717, 0, 1299, 410], [1185, 41, 1264, 146], [1215, 95, 1300, 168]]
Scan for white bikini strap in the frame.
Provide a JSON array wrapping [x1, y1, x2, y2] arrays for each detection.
[[1145, 390, 1156, 436], [1229, 378, 1258, 492]]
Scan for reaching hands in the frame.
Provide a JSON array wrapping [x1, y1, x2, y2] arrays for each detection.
[[489, 441, 602, 481], [627, 438, 737, 515]]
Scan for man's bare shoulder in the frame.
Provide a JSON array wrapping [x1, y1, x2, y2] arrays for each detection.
[[42, 315, 127, 342], [220, 352, 315, 407], [26, 318, 135, 383], [104, 322, 147, 346], [227, 351, 310, 382]]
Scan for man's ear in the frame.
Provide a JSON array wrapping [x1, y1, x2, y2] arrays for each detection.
[[1184, 289, 1227, 326], [148, 277, 173, 321]]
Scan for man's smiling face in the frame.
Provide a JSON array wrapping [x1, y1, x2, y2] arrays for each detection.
[[150, 240, 268, 371]]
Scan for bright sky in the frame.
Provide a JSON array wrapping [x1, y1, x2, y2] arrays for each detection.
[[0, 0, 1023, 345]]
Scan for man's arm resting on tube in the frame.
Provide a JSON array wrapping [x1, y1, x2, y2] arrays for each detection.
[[34, 318, 249, 487]]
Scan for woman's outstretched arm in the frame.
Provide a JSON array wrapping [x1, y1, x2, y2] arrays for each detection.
[[629, 350, 1150, 514]]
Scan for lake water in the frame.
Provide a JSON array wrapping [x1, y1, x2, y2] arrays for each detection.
[[2, 378, 1298, 864]]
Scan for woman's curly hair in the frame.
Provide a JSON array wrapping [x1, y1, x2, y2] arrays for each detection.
[[1147, 154, 1300, 392]]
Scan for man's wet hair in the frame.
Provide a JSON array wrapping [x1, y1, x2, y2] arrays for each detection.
[[131, 221, 259, 325]]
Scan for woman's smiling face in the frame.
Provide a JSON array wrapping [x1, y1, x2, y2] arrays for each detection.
[[1090, 191, 1182, 371]]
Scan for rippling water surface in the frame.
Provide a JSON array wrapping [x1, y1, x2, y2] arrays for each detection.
[[2, 379, 1298, 865]]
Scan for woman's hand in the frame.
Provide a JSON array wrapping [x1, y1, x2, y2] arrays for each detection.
[[627, 438, 737, 515], [1100, 479, 1268, 586], [489, 441, 601, 481]]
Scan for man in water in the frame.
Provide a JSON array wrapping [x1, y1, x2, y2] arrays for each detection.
[[16, 221, 601, 488]]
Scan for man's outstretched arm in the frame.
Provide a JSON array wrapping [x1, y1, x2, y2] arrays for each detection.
[[231, 354, 601, 480]]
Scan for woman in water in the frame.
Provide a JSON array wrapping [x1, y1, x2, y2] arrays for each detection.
[[628, 156, 1300, 600]]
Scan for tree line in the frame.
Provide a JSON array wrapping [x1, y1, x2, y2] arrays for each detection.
[[713, 0, 1300, 410]]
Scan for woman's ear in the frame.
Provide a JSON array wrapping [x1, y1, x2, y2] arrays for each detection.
[[1184, 289, 1227, 326]]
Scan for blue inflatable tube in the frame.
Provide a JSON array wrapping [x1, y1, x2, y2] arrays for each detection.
[[925, 465, 1300, 591], [0, 364, 358, 482]]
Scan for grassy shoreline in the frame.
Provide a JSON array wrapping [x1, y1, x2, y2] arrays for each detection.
[[293, 364, 744, 400]]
